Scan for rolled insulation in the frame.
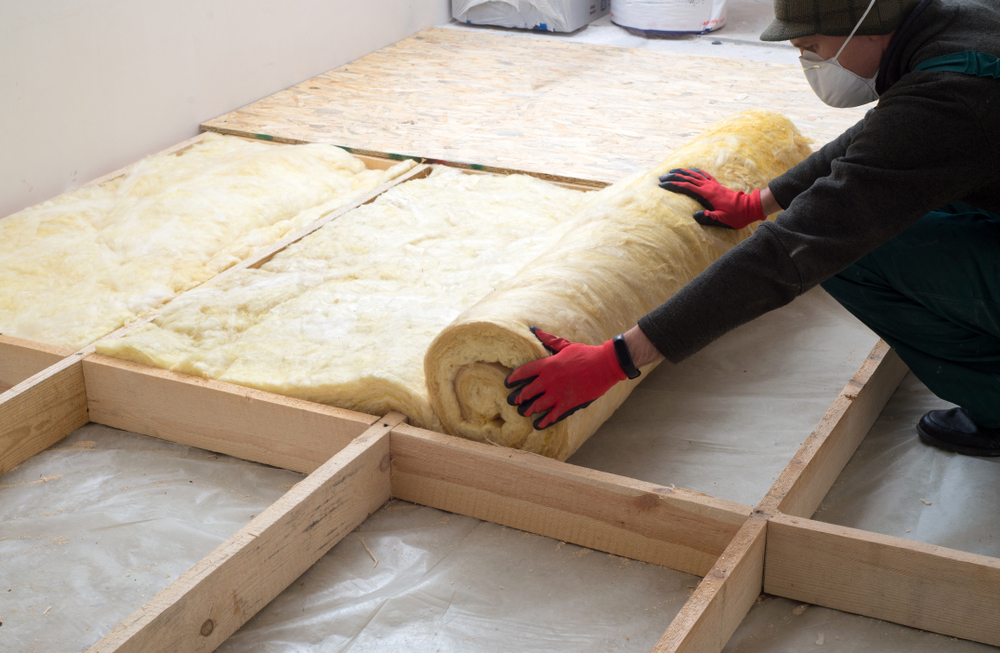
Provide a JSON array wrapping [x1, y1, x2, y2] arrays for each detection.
[[424, 110, 812, 460], [0, 133, 415, 349]]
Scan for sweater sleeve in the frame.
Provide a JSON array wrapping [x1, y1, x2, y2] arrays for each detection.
[[767, 114, 868, 209], [639, 76, 996, 364]]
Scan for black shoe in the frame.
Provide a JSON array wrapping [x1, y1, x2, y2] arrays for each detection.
[[916, 408, 1000, 457]]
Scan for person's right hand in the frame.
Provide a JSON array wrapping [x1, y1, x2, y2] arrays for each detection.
[[659, 168, 764, 230]]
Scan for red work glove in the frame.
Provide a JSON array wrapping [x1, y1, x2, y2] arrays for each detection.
[[658, 168, 764, 230], [504, 327, 627, 430]]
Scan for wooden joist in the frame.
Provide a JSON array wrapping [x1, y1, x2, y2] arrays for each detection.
[[0, 355, 88, 476], [390, 423, 750, 576], [0, 335, 72, 391], [84, 354, 378, 474], [652, 516, 767, 653], [650, 338, 909, 653], [765, 513, 1000, 647], [765, 341, 909, 517], [87, 414, 402, 653]]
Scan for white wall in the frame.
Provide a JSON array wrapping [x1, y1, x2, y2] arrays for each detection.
[[0, 0, 451, 218]]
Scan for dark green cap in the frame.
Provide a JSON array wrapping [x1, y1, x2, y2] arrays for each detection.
[[760, 0, 921, 41]]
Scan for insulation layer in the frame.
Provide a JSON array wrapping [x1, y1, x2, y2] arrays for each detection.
[[98, 168, 589, 429], [0, 134, 414, 350], [424, 110, 812, 459]]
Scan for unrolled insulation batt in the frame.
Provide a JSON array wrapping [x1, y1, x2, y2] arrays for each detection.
[[97, 168, 590, 430], [0, 133, 415, 350], [424, 110, 811, 459]]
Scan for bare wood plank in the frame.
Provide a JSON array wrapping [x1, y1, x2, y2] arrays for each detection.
[[0, 334, 72, 391], [84, 354, 379, 474], [765, 513, 1000, 647], [647, 340, 906, 653], [764, 341, 909, 517], [652, 515, 767, 653], [389, 424, 750, 577], [0, 357, 88, 475], [203, 27, 867, 185], [88, 413, 403, 653]]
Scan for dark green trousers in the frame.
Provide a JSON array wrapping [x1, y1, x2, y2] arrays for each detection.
[[821, 202, 1000, 428]]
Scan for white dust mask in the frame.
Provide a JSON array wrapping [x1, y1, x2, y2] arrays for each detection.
[[799, 0, 880, 108]]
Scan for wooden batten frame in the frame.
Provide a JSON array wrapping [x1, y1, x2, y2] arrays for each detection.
[[0, 335, 72, 391], [87, 414, 403, 653], [390, 423, 750, 577], [78, 349, 752, 576], [765, 341, 909, 518], [84, 354, 378, 474], [653, 515, 767, 653], [649, 339, 909, 653], [0, 354, 88, 476], [764, 513, 1000, 647]]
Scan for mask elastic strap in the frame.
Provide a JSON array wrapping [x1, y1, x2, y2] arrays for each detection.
[[833, 0, 879, 61]]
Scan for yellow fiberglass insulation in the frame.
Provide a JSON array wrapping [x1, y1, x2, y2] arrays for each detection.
[[98, 110, 810, 459], [97, 167, 591, 430], [0, 133, 415, 350], [424, 110, 812, 459]]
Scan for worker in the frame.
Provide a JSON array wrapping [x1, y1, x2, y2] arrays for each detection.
[[505, 0, 1000, 456]]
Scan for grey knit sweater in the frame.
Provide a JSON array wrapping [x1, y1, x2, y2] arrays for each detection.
[[638, 0, 1000, 364]]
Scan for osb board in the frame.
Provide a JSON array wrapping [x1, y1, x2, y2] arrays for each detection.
[[202, 27, 867, 185]]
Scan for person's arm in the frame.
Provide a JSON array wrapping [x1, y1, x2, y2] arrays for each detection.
[[623, 324, 662, 367], [507, 78, 994, 429], [760, 187, 782, 217], [768, 114, 869, 210], [641, 85, 994, 364]]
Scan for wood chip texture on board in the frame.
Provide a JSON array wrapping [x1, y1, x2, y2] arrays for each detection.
[[203, 27, 864, 185]]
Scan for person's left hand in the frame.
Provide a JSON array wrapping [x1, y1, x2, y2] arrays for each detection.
[[659, 168, 764, 230], [504, 327, 627, 430]]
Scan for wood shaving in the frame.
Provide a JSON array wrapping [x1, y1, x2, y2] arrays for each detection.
[[361, 537, 378, 569]]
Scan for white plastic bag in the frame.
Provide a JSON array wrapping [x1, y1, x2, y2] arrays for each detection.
[[611, 0, 726, 34], [453, 0, 609, 33]]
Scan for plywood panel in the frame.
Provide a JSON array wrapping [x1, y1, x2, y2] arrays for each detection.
[[203, 28, 867, 185]]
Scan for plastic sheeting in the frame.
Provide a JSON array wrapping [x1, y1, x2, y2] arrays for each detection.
[[571, 286, 880, 507], [217, 501, 694, 653], [453, 0, 610, 33], [2, 288, 996, 652], [715, 371, 1000, 653], [815, 371, 1000, 558], [0, 424, 301, 651]]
